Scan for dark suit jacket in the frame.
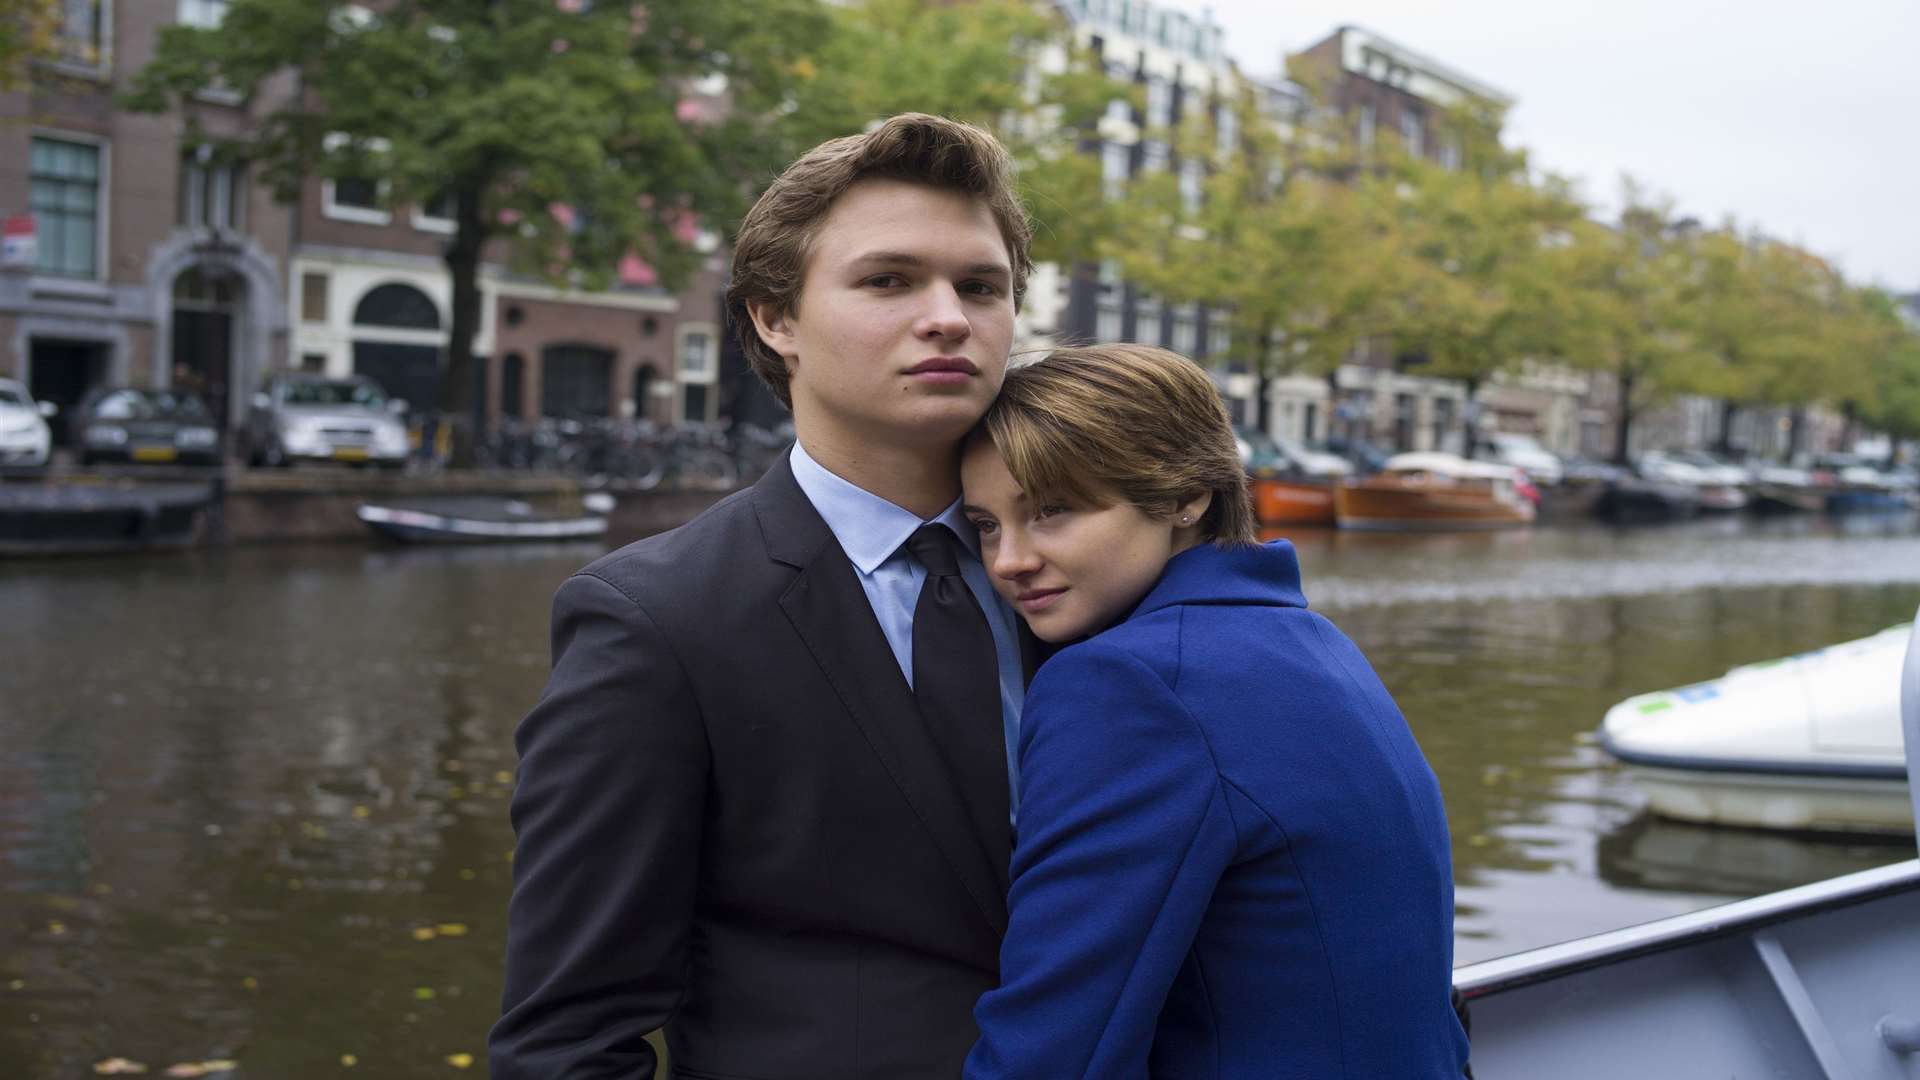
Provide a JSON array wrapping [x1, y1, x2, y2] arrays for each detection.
[[491, 452, 1014, 1080], [966, 541, 1468, 1079]]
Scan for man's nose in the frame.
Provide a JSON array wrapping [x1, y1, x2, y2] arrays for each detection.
[[915, 283, 972, 342]]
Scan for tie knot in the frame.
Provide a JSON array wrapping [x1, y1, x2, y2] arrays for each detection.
[[904, 523, 964, 578]]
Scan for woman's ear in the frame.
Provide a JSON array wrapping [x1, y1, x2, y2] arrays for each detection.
[[1173, 490, 1213, 530], [746, 298, 801, 363]]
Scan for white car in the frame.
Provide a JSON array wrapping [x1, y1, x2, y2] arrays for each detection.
[[0, 377, 55, 468], [1486, 432, 1564, 486]]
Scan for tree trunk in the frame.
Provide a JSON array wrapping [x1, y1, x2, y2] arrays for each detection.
[[1612, 369, 1636, 467], [1716, 399, 1739, 455], [1252, 321, 1276, 436], [441, 184, 488, 469], [1324, 367, 1344, 442], [1787, 405, 1808, 461], [1462, 375, 1481, 458]]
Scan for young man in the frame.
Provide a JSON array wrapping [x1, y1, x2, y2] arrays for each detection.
[[490, 114, 1034, 1079]]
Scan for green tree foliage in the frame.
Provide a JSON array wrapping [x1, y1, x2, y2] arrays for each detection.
[[1852, 292, 1920, 464], [126, 0, 832, 463], [1, 0, 64, 90], [1548, 189, 1713, 464]]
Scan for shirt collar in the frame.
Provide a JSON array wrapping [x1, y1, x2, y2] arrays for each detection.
[[789, 439, 979, 574]]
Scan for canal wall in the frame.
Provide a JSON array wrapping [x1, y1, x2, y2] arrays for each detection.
[[1, 466, 743, 546]]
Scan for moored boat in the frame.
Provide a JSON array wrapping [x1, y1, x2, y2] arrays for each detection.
[[1592, 478, 1701, 524], [1598, 624, 1910, 834], [1455, 607, 1920, 1078], [1251, 477, 1336, 527], [356, 495, 608, 544], [0, 481, 216, 555], [1332, 452, 1536, 532]]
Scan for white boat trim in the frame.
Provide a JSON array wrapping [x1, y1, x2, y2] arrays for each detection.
[[356, 504, 608, 539]]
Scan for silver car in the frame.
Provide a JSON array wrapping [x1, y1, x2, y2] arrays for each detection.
[[244, 373, 411, 468], [0, 377, 55, 468]]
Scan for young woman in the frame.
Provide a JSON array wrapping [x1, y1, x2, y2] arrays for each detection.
[[960, 344, 1468, 1079]]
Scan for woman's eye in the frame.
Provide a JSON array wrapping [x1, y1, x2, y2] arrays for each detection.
[[969, 518, 998, 536], [1036, 504, 1069, 520]]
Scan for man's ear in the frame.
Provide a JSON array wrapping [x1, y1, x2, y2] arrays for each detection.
[[746, 298, 801, 363]]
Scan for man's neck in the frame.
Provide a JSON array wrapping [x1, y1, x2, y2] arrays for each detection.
[[797, 429, 962, 520]]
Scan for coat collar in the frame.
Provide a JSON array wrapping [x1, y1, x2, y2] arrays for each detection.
[[1129, 539, 1308, 618], [751, 449, 1012, 934]]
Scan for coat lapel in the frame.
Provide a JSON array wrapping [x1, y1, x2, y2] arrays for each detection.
[[753, 453, 1010, 935]]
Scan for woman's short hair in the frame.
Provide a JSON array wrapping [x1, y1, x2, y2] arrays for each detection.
[[978, 344, 1259, 547], [727, 113, 1034, 408]]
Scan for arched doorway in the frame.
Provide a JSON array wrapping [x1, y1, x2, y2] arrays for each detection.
[[171, 266, 242, 432], [541, 344, 614, 418], [351, 283, 443, 415]]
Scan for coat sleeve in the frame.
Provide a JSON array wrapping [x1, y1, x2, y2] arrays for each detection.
[[964, 641, 1239, 1080], [489, 572, 710, 1080]]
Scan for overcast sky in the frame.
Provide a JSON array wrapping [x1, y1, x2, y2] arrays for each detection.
[[1203, 0, 1918, 291]]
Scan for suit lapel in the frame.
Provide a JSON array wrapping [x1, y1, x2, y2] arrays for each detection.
[[754, 454, 1011, 935]]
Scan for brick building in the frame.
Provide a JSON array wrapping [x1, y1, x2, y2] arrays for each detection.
[[0, 0, 725, 455]]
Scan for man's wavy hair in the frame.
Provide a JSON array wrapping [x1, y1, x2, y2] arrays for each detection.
[[726, 113, 1033, 408]]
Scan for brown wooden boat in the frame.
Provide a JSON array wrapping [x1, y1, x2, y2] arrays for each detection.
[[1333, 453, 1537, 531], [1251, 477, 1336, 527]]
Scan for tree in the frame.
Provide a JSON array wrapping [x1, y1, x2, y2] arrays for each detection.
[[127, 0, 832, 464], [1550, 190, 1712, 465], [1853, 291, 1920, 466], [1390, 103, 1587, 456], [0, 0, 63, 90]]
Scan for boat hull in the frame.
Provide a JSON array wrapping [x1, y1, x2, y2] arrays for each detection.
[[357, 501, 608, 544], [1333, 479, 1534, 531], [1615, 762, 1912, 835], [0, 482, 215, 555], [1250, 477, 1335, 527], [1457, 860, 1920, 1079]]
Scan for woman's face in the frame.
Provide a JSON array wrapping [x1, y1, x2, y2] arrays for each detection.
[[960, 438, 1209, 643]]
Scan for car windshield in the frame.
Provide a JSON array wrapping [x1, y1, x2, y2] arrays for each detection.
[[91, 391, 210, 420], [0, 386, 24, 407], [282, 380, 386, 409]]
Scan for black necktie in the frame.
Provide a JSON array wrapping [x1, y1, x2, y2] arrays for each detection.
[[904, 524, 1011, 884]]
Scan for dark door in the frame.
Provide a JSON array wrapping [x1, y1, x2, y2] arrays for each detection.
[[28, 339, 110, 447], [353, 342, 443, 416], [501, 353, 525, 419], [173, 309, 233, 431], [631, 365, 654, 422], [541, 345, 613, 418]]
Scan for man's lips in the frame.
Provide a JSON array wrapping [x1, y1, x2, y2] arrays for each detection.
[[1016, 587, 1066, 613], [905, 357, 978, 375]]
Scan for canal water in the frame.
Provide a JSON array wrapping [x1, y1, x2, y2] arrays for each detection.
[[3, 511, 1919, 1075]]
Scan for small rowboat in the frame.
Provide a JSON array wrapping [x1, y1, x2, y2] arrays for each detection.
[[356, 496, 608, 544], [1598, 624, 1911, 835], [1333, 452, 1535, 531]]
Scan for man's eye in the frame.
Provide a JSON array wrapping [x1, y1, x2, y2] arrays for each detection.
[[960, 280, 1003, 298], [863, 274, 906, 289]]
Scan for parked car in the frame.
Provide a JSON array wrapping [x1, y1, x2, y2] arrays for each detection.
[[0, 377, 55, 468], [76, 388, 222, 466], [1485, 432, 1565, 486], [243, 373, 410, 468]]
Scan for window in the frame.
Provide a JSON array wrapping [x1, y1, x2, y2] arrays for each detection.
[[1171, 307, 1197, 354], [56, 0, 106, 67], [1134, 299, 1161, 347], [1095, 303, 1122, 342], [30, 137, 102, 280], [301, 273, 329, 323], [1210, 315, 1230, 357], [322, 133, 393, 224], [1215, 103, 1237, 156], [413, 189, 456, 233], [1357, 104, 1376, 148], [353, 283, 439, 330], [179, 148, 244, 230], [299, 352, 326, 373], [1440, 137, 1462, 172], [1145, 78, 1171, 128], [680, 331, 712, 378], [1179, 160, 1204, 213], [1101, 141, 1129, 198], [178, 0, 228, 27], [1401, 109, 1425, 158]]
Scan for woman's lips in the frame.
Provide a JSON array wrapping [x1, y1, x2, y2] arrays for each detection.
[[1017, 588, 1066, 614]]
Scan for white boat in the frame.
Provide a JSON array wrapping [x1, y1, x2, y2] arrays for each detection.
[[1598, 624, 1912, 834], [1453, 609, 1920, 1077]]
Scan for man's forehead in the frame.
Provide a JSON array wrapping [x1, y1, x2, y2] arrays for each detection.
[[810, 180, 1008, 259]]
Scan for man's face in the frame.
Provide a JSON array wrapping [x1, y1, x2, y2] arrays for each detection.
[[750, 179, 1015, 453]]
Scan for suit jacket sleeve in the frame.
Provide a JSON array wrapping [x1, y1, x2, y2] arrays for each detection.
[[490, 571, 710, 1079], [964, 640, 1238, 1080]]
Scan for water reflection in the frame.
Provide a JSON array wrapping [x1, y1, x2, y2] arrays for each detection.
[[2, 517, 1918, 1071]]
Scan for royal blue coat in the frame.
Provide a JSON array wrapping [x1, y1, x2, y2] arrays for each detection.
[[966, 540, 1467, 1079]]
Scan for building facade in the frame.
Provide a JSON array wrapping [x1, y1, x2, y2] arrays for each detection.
[[0, 0, 721, 456]]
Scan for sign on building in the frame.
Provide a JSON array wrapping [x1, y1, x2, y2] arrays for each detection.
[[1, 215, 35, 267]]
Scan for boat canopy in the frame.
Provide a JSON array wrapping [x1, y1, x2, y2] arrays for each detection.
[[1382, 452, 1523, 482]]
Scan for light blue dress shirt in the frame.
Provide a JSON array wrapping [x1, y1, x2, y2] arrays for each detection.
[[789, 440, 1025, 803]]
